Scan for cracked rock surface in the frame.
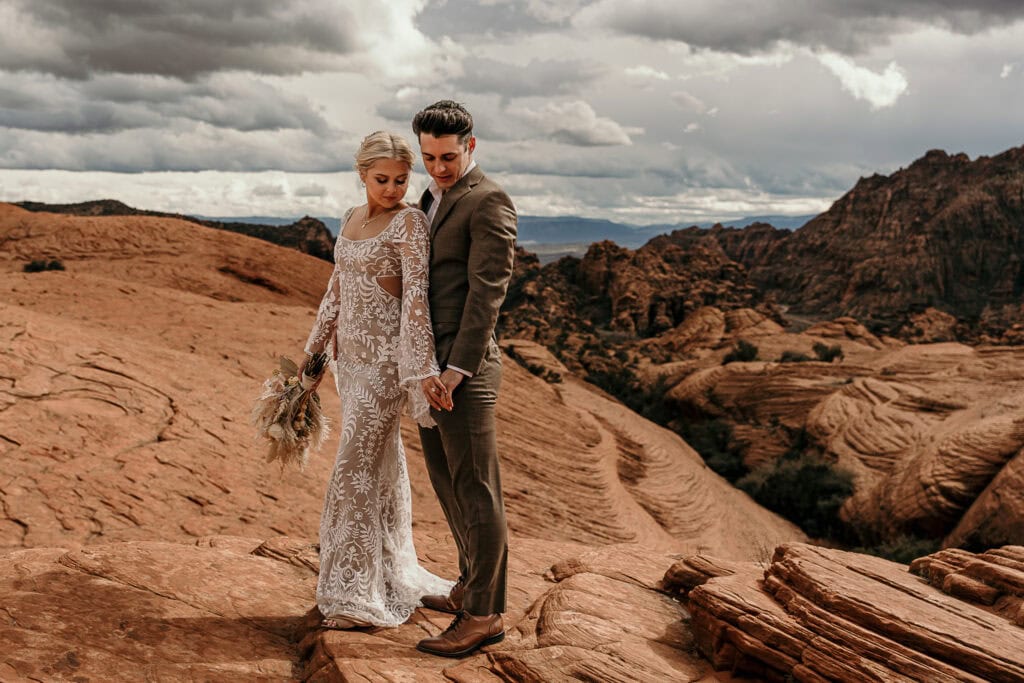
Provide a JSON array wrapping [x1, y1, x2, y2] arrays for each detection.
[[666, 542, 1024, 683]]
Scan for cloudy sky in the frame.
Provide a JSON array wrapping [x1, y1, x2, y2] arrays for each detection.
[[1, 0, 1022, 225]]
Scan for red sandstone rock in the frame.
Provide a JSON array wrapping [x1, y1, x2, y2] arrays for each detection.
[[666, 338, 1024, 549], [0, 203, 804, 680], [729, 146, 1024, 339], [674, 543, 1024, 682]]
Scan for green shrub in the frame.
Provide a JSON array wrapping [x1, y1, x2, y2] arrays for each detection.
[[723, 339, 758, 364], [524, 362, 563, 384], [813, 342, 844, 362], [586, 365, 636, 397], [855, 536, 941, 565], [737, 451, 855, 539], [779, 350, 811, 363], [680, 419, 748, 482], [24, 259, 65, 273], [586, 367, 675, 424]]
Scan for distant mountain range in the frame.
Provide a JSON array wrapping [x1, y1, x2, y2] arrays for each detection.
[[200, 213, 818, 246], [502, 143, 1024, 343], [14, 200, 817, 267]]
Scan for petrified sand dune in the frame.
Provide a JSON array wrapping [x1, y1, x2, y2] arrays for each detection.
[[0, 203, 802, 680], [665, 543, 1024, 682], [1, 202, 329, 306], [666, 332, 1024, 548]]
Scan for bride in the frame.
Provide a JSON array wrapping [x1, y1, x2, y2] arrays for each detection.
[[302, 131, 454, 629]]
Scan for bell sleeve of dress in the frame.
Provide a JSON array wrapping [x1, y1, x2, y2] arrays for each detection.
[[396, 208, 441, 427], [304, 264, 341, 360]]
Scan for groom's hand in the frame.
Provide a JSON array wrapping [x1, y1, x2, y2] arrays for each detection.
[[440, 368, 464, 400], [422, 376, 452, 411]]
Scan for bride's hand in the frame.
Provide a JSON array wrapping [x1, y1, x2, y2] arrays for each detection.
[[299, 355, 327, 393], [422, 376, 452, 411]]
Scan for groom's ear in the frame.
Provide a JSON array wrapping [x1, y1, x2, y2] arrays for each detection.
[[467, 136, 477, 154]]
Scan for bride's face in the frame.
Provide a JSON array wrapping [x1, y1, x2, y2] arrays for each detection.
[[362, 158, 411, 210]]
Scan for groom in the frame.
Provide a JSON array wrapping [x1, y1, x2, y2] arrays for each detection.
[[412, 100, 517, 658]]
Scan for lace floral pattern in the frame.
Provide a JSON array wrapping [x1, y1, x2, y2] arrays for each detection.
[[305, 206, 451, 626]]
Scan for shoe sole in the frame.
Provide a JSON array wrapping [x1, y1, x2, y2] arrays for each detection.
[[416, 631, 505, 658]]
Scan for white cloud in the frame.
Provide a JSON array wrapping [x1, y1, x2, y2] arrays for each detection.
[[295, 183, 329, 197], [252, 184, 287, 198], [0, 169, 372, 219], [625, 65, 671, 80], [358, 4, 464, 82], [508, 100, 640, 146], [0, 125, 358, 173], [0, 72, 331, 135], [456, 57, 605, 99], [672, 90, 708, 113], [816, 52, 909, 109], [1, 0, 1024, 227], [523, 0, 588, 23]]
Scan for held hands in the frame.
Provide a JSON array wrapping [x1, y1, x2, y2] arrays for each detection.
[[439, 368, 464, 395], [422, 375, 453, 411]]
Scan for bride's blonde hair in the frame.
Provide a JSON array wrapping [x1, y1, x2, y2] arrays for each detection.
[[354, 131, 415, 176]]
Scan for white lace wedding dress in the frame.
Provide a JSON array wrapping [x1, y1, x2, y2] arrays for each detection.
[[304, 205, 452, 626]]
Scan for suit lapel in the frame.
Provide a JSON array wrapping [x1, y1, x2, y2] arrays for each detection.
[[430, 166, 484, 239]]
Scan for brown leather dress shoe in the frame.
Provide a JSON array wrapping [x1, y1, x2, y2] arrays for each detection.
[[420, 578, 464, 614], [416, 612, 504, 658]]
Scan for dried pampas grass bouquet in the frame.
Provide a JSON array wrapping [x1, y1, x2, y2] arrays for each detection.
[[252, 353, 331, 470]]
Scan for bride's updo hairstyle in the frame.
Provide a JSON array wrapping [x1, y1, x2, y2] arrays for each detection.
[[354, 131, 415, 177]]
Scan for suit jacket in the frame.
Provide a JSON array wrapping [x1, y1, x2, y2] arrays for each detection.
[[422, 165, 517, 375]]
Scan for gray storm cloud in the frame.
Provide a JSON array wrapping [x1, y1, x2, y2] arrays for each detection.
[[0, 74, 331, 135], [0, 125, 355, 173], [577, 0, 1024, 54], [0, 0, 1022, 223], [454, 58, 606, 100], [0, 0, 357, 79]]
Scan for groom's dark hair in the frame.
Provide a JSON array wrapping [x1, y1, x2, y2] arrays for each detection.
[[412, 100, 473, 145]]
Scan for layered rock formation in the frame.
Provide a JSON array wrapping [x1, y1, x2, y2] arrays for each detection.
[[0, 203, 803, 680], [504, 144, 1024, 352], [665, 543, 1024, 682], [911, 545, 1024, 624], [16, 198, 336, 262], [503, 233, 772, 338], [504, 228, 1024, 550], [499, 229, 781, 389], [715, 146, 1024, 339], [666, 336, 1024, 549]]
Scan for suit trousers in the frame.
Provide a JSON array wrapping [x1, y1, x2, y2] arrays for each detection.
[[418, 343, 508, 616]]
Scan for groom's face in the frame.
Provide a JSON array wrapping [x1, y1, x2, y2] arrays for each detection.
[[419, 134, 475, 190]]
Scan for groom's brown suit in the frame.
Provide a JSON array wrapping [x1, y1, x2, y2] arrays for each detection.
[[418, 164, 516, 616]]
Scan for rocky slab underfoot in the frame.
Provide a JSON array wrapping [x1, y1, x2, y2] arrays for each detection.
[[1, 534, 719, 682], [665, 542, 1024, 682]]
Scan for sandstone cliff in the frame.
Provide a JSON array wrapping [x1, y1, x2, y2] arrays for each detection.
[[720, 146, 1024, 339]]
